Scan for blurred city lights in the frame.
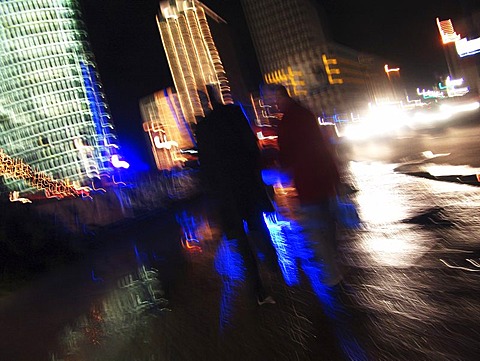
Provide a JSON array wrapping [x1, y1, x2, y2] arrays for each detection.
[[1, 148, 91, 201], [264, 66, 307, 96], [338, 87, 479, 141], [0, 1, 121, 194], [111, 155, 130, 169], [456, 36, 480, 57], [436, 17, 480, 58], [384, 64, 400, 74], [436, 18, 461, 44]]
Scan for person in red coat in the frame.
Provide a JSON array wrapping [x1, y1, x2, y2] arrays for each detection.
[[273, 85, 343, 286]]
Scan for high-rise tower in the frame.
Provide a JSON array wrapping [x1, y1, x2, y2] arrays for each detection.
[[0, 0, 120, 195], [156, 0, 232, 124], [240, 0, 390, 116], [140, 0, 233, 171], [240, 0, 328, 77]]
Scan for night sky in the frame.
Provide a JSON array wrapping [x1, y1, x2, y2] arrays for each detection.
[[78, 0, 478, 168]]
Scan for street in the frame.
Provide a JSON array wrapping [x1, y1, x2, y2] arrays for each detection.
[[1, 118, 480, 360], [343, 112, 480, 168]]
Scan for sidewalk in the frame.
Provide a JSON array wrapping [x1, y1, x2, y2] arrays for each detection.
[[1, 160, 480, 361]]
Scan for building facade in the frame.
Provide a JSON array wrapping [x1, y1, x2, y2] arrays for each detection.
[[156, 0, 232, 122], [437, 15, 480, 97], [0, 0, 120, 195], [141, 0, 233, 171], [240, 0, 392, 117], [140, 88, 196, 171]]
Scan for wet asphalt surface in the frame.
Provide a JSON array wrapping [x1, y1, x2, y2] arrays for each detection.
[[2, 127, 480, 360]]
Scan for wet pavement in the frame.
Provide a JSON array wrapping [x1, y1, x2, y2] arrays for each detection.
[[1, 158, 480, 361]]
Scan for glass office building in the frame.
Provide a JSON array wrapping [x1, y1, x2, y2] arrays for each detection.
[[0, 0, 119, 194]]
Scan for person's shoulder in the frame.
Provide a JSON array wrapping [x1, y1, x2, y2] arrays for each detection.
[[223, 103, 242, 113], [295, 103, 316, 120], [195, 117, 211, 134], [286, 101, 314, 117]]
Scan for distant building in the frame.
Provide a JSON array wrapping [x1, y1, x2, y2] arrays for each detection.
[[240, 0, 393, 117], [157, 0, 232, 119], [141, 0, 233, 170], [0, 0, 121, 195], [140, 88, 195, 171], [438, 15, 480, 96]]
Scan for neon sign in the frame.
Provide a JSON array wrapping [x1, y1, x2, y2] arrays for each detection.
[[436, 18, 461, 44], [436, 17, 480, 58], [442, 76, 469, 97], [455, 37, 480, 57], [384, 64, 400, 73], [322, 54, 344, 85], [416, 88, 444, 99]]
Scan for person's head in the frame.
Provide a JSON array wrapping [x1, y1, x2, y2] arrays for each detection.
[[260, 83, 290, 113], [273, 84, 292, 113]]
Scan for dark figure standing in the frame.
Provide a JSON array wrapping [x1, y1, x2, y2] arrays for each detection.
[[273, 85, 343, 287], [195, 86, 279, 305]]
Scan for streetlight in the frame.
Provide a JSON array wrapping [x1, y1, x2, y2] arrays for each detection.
[[384, 64, 400, 100]]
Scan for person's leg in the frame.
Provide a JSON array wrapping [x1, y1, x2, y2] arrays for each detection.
[[299, 201, 342, 286], [245, 210, 280, 274], [233, 232, 269, 301], [217, 200, 269, 301]]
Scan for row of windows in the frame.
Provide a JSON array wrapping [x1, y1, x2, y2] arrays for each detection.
[[32, 154, 83, 175], [1, 6, 77, 26], [1, 45, 79, 70], [1, 55, 77, 78], [7, 96, 80, 116], [3, 63, 79, 86], [4, 29, 84, 51], [4, 116, 94, 143], [4, 28, 83, 54], [1, 1, 76, 14], [2, 72, 83, 94], [3, 86, 82, 106], [0, 108, 91, 137], [9, 67, 76, 89]]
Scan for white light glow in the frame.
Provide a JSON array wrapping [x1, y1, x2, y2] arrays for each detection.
[[111, 155, 130, 169], [455, 36, 480, 57]]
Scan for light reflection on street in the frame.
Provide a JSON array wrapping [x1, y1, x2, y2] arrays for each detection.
[[214, 237, 245, 331], [360, 233, 432, 267], [53, 264, 168, 360], [5, 159, 480, 360], [351, 161, 409, 224]]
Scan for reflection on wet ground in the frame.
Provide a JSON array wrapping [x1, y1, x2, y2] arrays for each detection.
[[1, 160, 480, 360]]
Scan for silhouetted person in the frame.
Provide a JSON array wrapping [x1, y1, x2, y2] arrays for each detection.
[[273, 84, 343, 287], [195, 86, 279, 305]]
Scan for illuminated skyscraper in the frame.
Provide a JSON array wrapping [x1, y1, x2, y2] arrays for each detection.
[[156, 0, 232, 126], [140, 0, 233, 171], [0, 0, 120, 195]]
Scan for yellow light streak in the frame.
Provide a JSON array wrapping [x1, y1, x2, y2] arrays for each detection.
[[264, 66, 307, 95], [322, 54, 343, 84], [1, 148, 90, 200], [384, 64, 400, 73]]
